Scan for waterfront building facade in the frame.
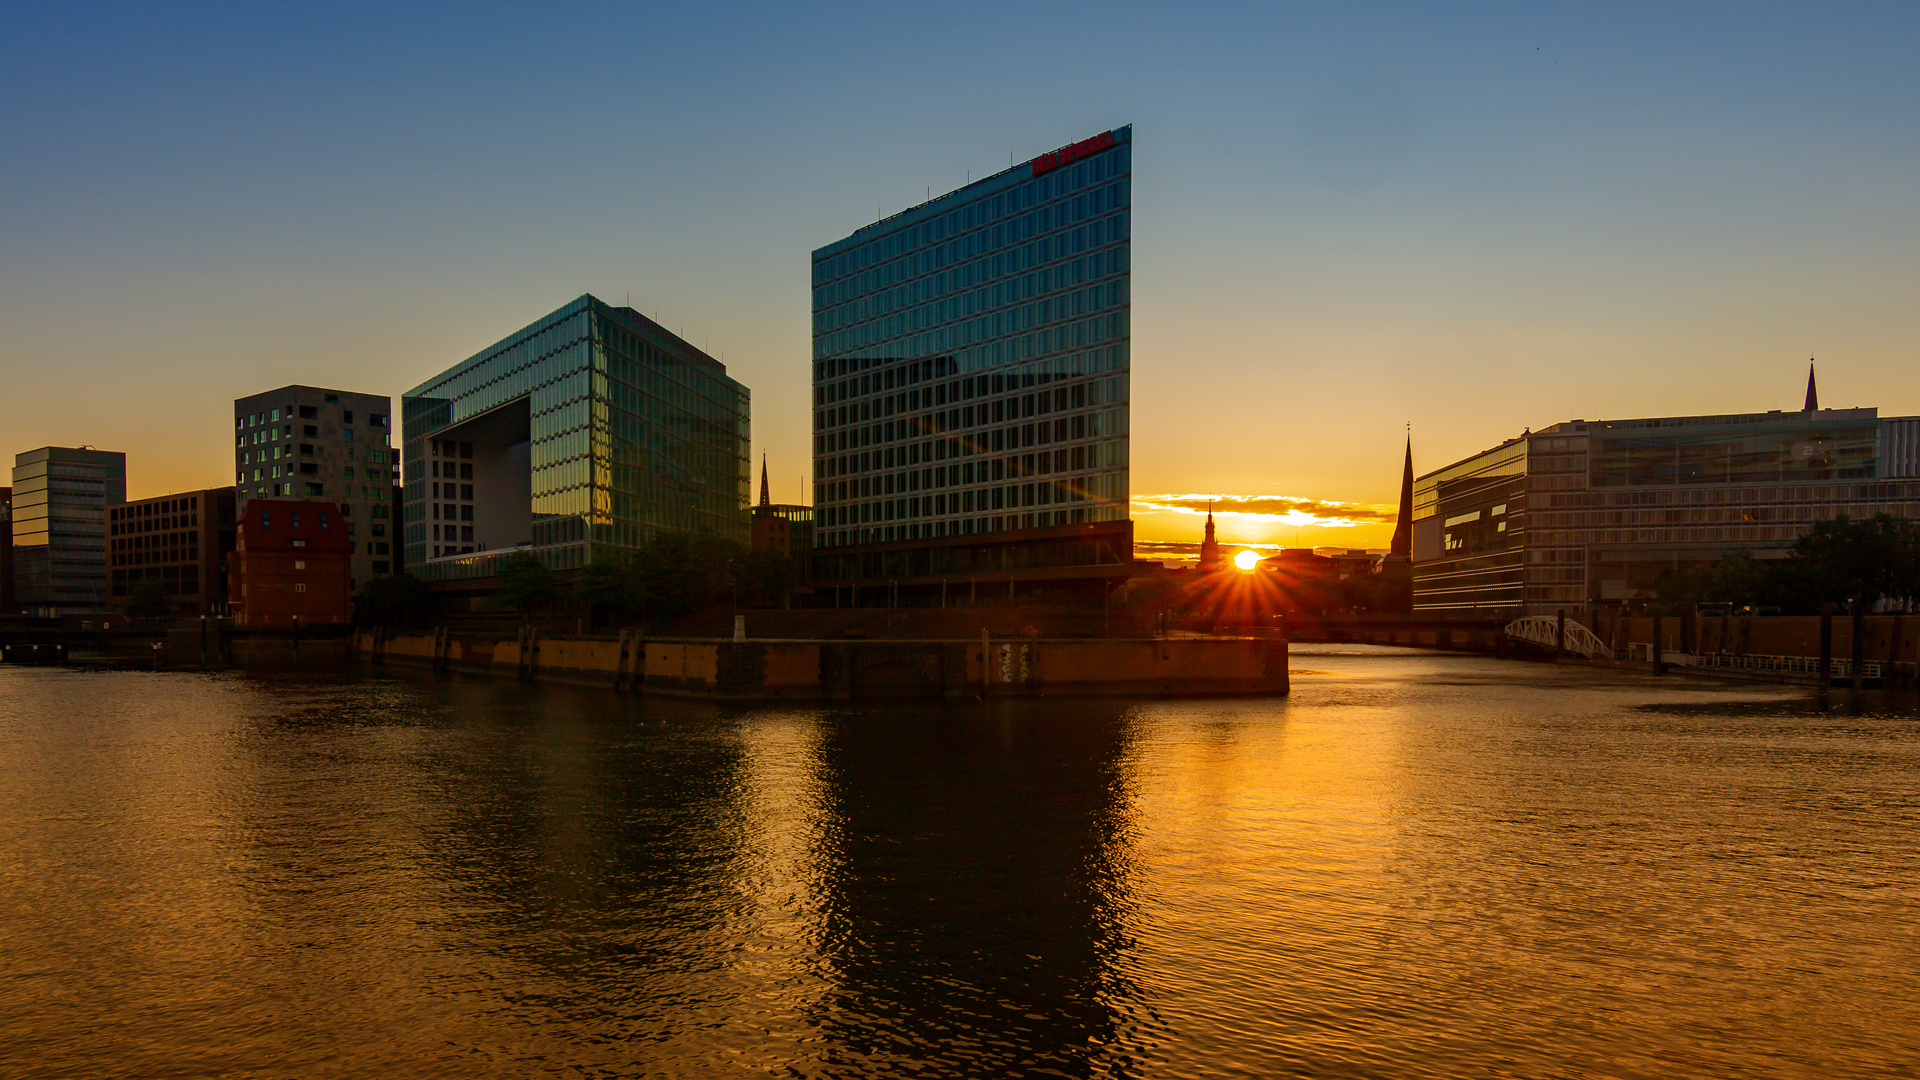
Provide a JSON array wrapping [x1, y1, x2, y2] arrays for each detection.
[[108, 487, 237, 616], [0, 487, 12, 613], [10, 447, 126, 616], [233, 385, 400, 592], [401, 294, 750, 582], [1413, 402, 1920, 615], [228, 499, 352, 628], [810, 127, 1133, 603]]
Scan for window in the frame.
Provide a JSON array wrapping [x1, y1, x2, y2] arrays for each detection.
[[324, 393, 338, 404], [299, 405, 317, 419], [304, 425, 317, 437], [343, 429, 353, 441], [342, 411, 354, 424], [304, 483, 324, 496], [291, 511, 302, 530], [293, 560, 306, 570], [295, 583, 307, 593], [292, 538, 307, 548]]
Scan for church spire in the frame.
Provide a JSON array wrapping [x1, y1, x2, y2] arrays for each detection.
[[759, 454, 770, 506], [1199, 500, 1221, 571], [1803, 359, 1818, 412], [1388, 434, 1414, 561]]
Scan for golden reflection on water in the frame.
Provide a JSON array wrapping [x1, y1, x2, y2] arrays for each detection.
[[0, 649, 1916, 1078]]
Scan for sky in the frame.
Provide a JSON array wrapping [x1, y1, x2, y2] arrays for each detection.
[[4, 2, 1918, 556]]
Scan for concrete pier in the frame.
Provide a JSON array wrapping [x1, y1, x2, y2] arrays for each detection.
[[356, 628, 1290, 699]]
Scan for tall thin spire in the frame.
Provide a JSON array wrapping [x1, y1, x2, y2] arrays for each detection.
[[1389, 434, 1414, 560], [759, 454, 770, 506], [1199, 500, 1221, 571], [1803, 359, 1819, 412]]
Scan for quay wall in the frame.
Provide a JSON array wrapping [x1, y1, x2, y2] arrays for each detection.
[[354, 629, 1289, 699]]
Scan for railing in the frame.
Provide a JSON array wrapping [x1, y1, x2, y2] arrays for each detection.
[[1503, 616, 1615, 660], [1689, 652, 1886, 680]]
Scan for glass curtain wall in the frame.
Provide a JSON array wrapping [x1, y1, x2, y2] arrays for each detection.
[[810, 127, 1132, 548], [402, 295, 749, 579]]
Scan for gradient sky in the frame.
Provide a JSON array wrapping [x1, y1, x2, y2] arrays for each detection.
[[5, 3, 1918, 554]]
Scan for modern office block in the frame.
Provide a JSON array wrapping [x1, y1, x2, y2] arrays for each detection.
[[228, 499, 352, 628], [1413, 394, 1920, 614], [233, 385, 400, 592], [809, 126, 1133, 604], [10, 447, 126, 616], [401, 294, 750, 581], [108, 487, 237, 616]]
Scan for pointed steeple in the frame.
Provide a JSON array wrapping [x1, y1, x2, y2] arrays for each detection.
[[758, 454, 770, 506], [1803, 359, 1819, 412], [1199, 500, 1221, 571], [1388, 435, 1414, 561]]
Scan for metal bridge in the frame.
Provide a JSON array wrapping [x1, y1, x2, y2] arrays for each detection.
[[1503, 616, 1614, 660]]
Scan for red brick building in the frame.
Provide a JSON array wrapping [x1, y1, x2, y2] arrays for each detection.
[[229, 499, 351, 628]]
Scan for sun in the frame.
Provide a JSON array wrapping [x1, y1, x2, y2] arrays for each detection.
[[1233, 549, 1261, 572]]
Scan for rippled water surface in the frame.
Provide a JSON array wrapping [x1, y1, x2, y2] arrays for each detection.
[[2, 648, 1918, 1078]]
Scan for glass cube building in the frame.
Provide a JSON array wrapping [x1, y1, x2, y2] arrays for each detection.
[[402, 294, 750, 581], [809, 126, 1133, 603], [10, 446, 126, 615]]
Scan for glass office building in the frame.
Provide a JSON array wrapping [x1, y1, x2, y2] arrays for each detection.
[[401, 294, 750, 581], [10, 446, 126, 615], [810, 126, 1133, 602], [1411, 406, 1920, 614]]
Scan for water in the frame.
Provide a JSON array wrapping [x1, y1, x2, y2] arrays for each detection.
[[1, 648, 1916, 1078]]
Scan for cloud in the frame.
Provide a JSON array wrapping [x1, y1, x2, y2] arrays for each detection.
[[1132, 493, 1396, 528]]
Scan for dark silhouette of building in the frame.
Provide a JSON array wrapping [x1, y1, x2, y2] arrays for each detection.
[[0, 487, 12, 614], [228, 499, 352, 628], [109, 487, 237, 616], [751, 456, 814, 577], [1197, 502, 1222, 571], [1804, 359, 1818, 412], [1376, 436, 1415, 612]]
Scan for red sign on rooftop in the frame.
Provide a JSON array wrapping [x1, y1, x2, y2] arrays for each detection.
[[1030, 130, 1117, 177]]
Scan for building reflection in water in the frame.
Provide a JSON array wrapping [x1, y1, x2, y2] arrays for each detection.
[[797, 700, 1154, 1076]]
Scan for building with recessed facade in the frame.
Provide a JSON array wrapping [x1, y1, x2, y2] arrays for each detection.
[[1413, 390, 1920, 615], [810, 127, 1133, 604], [401, 294, 750, 583], [10, 446, 125, 616], [233, 385, 399, 593]]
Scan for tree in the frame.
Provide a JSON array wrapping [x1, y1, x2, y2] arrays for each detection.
[[1778, 513, 1920, 613], [571, 551, 645, 627], [495, 550, 561, 613], [123, 578, 171, 619], [355, 571, 432, 628]]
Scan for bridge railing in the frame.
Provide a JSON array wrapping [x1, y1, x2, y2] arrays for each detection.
[[1503, 616, 1614, 660]]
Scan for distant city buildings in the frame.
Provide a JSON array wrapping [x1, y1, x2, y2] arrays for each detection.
[[10, 447, 125, 617], [401, 294, 750, 584], [228, 499, 353, 628], [108, 487, 236, 617], [0, 486, 12, 614], [233, 385, 399, 592], [751, 459, 814, 576], [809, 126, 1132, 604], [1413, 371, 1920, 614]]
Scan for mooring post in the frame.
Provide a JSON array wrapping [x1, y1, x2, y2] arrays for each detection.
[[1888, 614, 1904, 689], [1851, 604, 1867, 688], [1818, 603, 1834, 688]]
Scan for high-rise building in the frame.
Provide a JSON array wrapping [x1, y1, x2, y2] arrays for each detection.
[[810, 126, 1133, 604], [1413, 374, 1920, 614], [401, 294, 750, 580], [108, 487, 237, 616], [10, 446, 126, 616], [750, 458, 814, 579], [233, 385, 400, 593]]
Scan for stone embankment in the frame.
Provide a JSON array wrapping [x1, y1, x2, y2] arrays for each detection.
[[355, 627, 1290, 700]]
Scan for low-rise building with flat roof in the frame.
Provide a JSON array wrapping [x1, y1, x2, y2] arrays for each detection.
[[108, 487, 237, 616]]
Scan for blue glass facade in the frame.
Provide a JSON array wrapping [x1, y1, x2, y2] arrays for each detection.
[[402, 295, 750, 580], [810, 127, 1131, 558]]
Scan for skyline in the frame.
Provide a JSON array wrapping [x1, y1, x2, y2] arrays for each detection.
[[6, 4, 1920, 552]]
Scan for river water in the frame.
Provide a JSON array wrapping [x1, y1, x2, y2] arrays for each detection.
[[1, 647, 1916, 1079]]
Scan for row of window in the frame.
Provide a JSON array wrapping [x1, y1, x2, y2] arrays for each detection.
[[817, 505, 1108, 549], [239, 404, 386, 427]]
